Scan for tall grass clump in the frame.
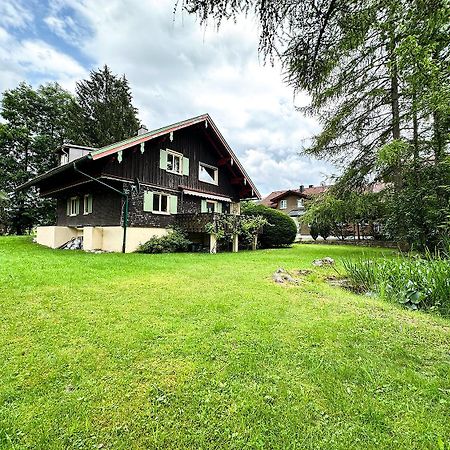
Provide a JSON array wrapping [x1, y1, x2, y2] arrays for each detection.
[[343, 252, 450, 317]]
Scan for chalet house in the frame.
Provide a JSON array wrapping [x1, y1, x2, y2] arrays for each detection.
[[261, 185, 328, 236], [19, 114, 260, 253]]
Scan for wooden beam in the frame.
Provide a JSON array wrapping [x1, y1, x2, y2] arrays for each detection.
[[217, 157, 231, 166], [231, 177, 245, 185]]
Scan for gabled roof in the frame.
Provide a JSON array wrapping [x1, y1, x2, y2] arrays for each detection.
[[17, 114, 260, 199], [261, 185, 329, 208], [270, 189, 308, 203]]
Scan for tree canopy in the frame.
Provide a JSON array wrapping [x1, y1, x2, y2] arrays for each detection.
[[184, 0, 449, 249], [73, 65, 140, 147], [0, 66, 141, 234]]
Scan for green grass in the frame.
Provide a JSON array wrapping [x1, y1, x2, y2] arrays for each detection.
[[0, 237, 449, 450]]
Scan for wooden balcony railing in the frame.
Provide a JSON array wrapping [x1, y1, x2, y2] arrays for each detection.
[[175, 213, 239, 233]]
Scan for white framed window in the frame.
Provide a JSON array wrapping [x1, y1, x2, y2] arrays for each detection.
[[160, 149, 189, 175], [166, 150, 183, 175], [67, 197, 80, 216], [280, 199, 287, 209], [152, 192, 170, 214], [200, 199, 222, 213], [297, 198, 303, 208], [199, 162, 218, 185], [143, 191, 177, 214], [83, 194, 93, 215]]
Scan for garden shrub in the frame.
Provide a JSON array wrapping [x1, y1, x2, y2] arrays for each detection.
[[241, 202, 297, 248], [310, 223, 319, 240], [137, 228, 191, 254], [343, 253, 450, 317], [318, 222, 331, 240]]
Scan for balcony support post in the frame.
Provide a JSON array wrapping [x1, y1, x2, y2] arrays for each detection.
[[232, 234, 239, 253], [209, 233, 217, 254]]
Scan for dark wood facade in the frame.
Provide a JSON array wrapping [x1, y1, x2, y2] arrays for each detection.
[[31, 120, 253, 229]]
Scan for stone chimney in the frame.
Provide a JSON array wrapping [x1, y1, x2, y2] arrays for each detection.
[[137, 125, 148, 135], [309, 184, 313, 188], [299, 185, 304, 193]]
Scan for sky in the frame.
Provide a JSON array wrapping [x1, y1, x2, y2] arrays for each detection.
[[0, 0, 337, 196]]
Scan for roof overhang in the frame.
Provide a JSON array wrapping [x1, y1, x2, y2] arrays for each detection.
[[16, 154, 91, 191]]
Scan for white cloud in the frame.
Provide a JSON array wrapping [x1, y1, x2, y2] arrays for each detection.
[[0, 26, 86, 91], [0, 0, 33, 29]]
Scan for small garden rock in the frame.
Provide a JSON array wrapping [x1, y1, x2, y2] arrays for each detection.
[[312, 257, 335, 267], [272, 268, 299, 285]]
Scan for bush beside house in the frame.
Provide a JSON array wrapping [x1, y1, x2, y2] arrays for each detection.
[[242, 202, 297, 248], [137, 228, 191, 253]]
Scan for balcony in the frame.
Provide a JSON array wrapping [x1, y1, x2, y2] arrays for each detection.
[[175, 213, 239, 234]]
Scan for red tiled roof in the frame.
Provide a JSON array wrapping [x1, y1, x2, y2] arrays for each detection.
[[261, 185, 329, 208], [260, 190, 286, 207], [261, 182, 385, 208]]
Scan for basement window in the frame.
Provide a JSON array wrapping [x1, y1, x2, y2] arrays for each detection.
[[153, 193, 169, 214], [199, 162, 218, 185]]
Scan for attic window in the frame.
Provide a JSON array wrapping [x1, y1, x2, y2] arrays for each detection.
[[199, 162, 218, 185], [280, 199, 287, 209], [297, 198, 303, 208], [166, 150, 182, 174]]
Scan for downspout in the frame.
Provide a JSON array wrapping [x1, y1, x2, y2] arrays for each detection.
[[73, 162, 129, 253]]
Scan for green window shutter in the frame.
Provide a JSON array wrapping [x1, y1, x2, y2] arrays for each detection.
[[160, 149, 167, 170], [216, 202, 222, 213], [182, 157, 190, 176], [201, 199, 207, 213], [66, 199, 70, 216], [88, 194, 93, 213], [170, 195, 178, 214], [143, 191, 153, 212]]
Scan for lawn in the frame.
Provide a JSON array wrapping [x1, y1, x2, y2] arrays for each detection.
[[0, 237, 449, 449]]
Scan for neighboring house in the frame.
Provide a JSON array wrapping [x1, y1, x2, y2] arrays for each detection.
[[262, 183, 385, 239], [261, 185, 328, 237], [19, 114, 260, 253]]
